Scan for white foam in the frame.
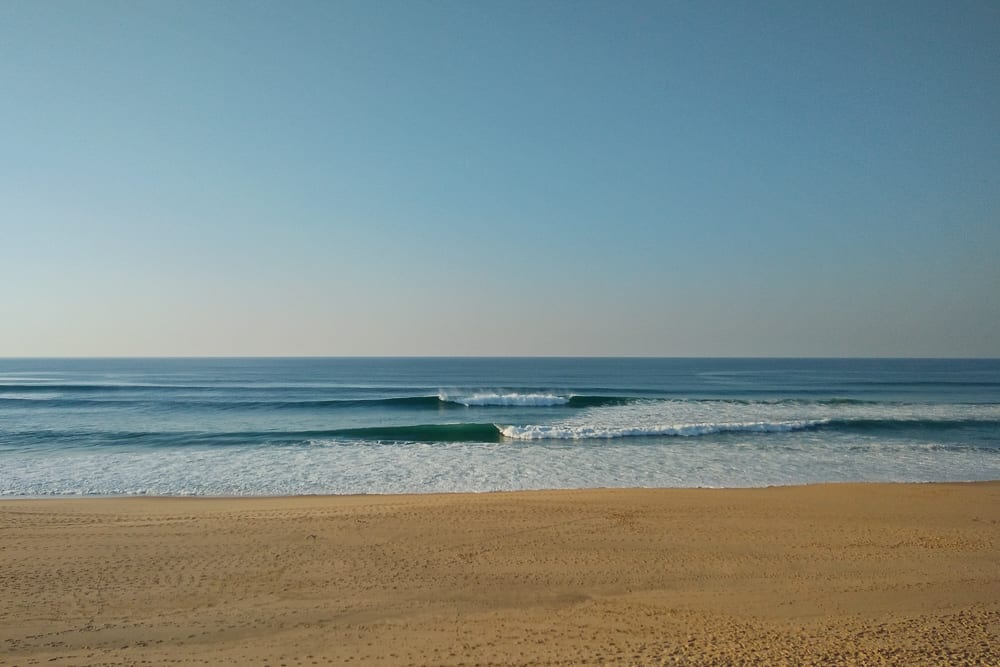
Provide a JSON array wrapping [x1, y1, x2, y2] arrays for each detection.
[[523, 398, 1000, 436], [2, 434, 997, 497], [440, 392, 570, 407], [497, 420, 826, 440], [3, 396, 998, 497]]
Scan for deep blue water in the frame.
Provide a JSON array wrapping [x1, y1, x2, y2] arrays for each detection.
[[1, 358, 998, 495]]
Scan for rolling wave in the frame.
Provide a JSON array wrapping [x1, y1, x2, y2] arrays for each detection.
[[0, 424, 505, 448], [440, 392, 569, 407], [5, 416, 999, 450], [437, 392, 631, 407], [0, 388, 910, 409], [498, 417, 1000, 441], [497, 420, 828, 440], [0, 390, 632, 410], [0, 383, 169, 393], [332, 417, 1000, 443]]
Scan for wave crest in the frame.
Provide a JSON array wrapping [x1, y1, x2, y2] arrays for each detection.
[[497, 420, 828, 440], [440, 392, 571, 407]]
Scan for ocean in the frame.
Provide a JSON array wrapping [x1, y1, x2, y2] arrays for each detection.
[[1, 357, 998, 496]]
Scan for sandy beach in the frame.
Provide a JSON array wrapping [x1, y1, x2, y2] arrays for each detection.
[[1, 483, 998, 666]]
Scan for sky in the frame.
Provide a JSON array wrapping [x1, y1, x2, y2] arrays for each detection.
[[1, 0, 998, 357]]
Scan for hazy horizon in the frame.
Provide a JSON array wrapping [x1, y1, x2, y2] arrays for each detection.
[[1, 354, 997, 361], [3, 1, 998, 357]]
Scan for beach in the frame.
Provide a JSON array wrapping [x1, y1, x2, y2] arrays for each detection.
[[2, 483, 998, 666]]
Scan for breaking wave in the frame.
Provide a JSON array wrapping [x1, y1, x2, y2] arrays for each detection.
[[440, 392, 570, 407], [497, 420, 828, 440]]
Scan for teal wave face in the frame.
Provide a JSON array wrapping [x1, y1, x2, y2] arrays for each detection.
[[0, 392, 641, 411], [324, 423, 504, 443]]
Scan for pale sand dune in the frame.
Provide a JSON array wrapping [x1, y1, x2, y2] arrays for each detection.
[[1, 483, 998, 666]]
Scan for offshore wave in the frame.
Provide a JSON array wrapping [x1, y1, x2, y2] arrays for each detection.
[[0, 391, 633, 410], [6, 417, 999, 450], [2, 390, 928, 410], [440, 392, 569, 407], [498, 420, 828, 440], [437, 392, 634, 407], [0, 383, 173, 393], [0, 424, 505, 448], [0, 392, 64, 401], [337, 417, 1000, 443], [287, 395, 883, 409]]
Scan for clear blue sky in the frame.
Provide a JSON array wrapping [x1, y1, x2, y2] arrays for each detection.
[[2, 0, 998, 356]]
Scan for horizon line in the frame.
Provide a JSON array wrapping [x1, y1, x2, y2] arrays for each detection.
[[1, 355, 998, 361]]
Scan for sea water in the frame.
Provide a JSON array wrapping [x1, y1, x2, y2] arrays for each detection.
[[1, 358, 998, 496]]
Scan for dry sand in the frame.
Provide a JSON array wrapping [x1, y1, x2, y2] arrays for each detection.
[[1, 483, 998, 666]]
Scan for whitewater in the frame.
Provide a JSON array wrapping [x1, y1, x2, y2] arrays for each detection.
[[1, 358, 998, 496]]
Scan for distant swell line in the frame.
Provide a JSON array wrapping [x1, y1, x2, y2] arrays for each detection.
[[0, 383, 173, 393], [439, 393, 633, 407], [8, 392, 878, 410], [0, 392, 635, 410]]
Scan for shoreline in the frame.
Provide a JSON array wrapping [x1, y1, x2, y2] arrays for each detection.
[[3, 477, 998, 501], [3, 482, 999, 665]]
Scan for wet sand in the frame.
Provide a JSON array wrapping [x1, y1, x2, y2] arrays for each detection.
[[2, 483, 998, 666]]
